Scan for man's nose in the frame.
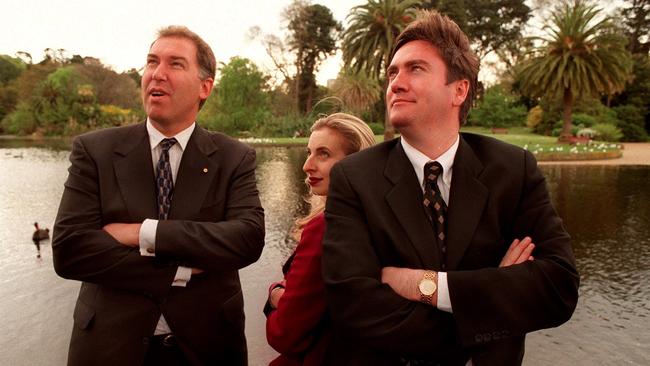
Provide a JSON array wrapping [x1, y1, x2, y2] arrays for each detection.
[[151, 64, 168, 81], [388, 71, 407, 94]]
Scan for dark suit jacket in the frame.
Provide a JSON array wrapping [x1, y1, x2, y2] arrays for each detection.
[[322, 133, 579, 365], [52, 123, 265, 366], [266, 213, 331, 366]]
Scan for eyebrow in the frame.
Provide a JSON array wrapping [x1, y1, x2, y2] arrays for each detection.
[[387, 58, 431, 72], [145, 54, 189, 64]]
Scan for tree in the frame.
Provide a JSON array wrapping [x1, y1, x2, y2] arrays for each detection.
[[423, 0, 531, 60], [200, 57, 271, 135], [342, 0, 421, 139], [619, 0, 650, 55], [286, 1, 341, 114], [342, 0, 420, 81], [516, 1, 632, 140], [330, 69, 382, 116]]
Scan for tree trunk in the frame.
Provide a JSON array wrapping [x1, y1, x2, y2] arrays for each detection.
[[382, 77, 395, 141], [559, 87, 574, 142]]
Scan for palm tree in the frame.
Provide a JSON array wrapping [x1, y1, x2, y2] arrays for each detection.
[[517, 1, 632, 141], [342, 0, 422, 139], [330, 69, 382, 117]]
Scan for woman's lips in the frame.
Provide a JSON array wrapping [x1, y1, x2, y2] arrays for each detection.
[[307, 177, 322, 186]]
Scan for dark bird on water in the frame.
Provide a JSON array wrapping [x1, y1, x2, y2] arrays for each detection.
[[33, 222, 50, 241]]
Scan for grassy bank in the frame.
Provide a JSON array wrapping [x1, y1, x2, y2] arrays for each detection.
[[239, 127, 623, 161]]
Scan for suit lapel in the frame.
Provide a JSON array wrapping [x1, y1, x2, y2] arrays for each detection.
[[446, 136, 488, 270], [169, 126, 220, 219], [384, 139, 439, 268], [113, 123, 158, 221]]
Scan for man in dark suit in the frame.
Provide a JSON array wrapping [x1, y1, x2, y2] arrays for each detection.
[[322, 10, 579, 365], [52, 26, 264, 366]]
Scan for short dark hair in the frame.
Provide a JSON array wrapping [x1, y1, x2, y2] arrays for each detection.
[[391, 10, 479, 124], [155, 25, 216, 81]]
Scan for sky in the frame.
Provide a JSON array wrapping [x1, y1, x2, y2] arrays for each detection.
[[0, 0, 365, 85], [1, 0, 625, 86]]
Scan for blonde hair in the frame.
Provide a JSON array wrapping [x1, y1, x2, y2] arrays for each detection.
[[294, 113, 375, 234]]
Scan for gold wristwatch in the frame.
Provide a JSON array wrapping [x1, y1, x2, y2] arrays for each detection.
[[418, 270, 437, 305]]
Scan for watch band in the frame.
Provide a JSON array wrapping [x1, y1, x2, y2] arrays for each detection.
[[419, 270, 437, 305]]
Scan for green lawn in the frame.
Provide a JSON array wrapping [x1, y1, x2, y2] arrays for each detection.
[[240, 127, 622, 161]]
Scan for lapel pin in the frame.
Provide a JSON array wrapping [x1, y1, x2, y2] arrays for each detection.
[[202, 168, 208, 173]]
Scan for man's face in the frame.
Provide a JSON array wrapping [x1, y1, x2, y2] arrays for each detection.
[[386, 40, 465, 134], [141, 36, 212, 130]]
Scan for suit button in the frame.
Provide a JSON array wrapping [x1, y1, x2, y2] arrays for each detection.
[[146, 248, 154, 254], [143, 336, 150, 345]]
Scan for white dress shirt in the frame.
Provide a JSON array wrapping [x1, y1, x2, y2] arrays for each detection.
[[401, 135, 459, 314], [138, 119, 195, 334]]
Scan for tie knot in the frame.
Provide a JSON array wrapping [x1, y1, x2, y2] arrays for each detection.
[[424, 161, 443, 183], [159, 138, 177, 152]]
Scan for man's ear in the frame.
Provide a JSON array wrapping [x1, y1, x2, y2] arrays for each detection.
[[452, 79, 469, 107], [200, 78, 214, 100]]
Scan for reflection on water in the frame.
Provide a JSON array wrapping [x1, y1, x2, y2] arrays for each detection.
[[524, 166, 650, 365], [0, 142, 648, 365]]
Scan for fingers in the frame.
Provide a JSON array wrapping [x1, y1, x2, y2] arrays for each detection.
[[500, 237, 535, 267]]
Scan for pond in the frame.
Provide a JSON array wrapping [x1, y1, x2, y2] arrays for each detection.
[[0, 140, 648, 365]]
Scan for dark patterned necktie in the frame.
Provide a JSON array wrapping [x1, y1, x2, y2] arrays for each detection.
[[156, 138, 177, 220], [423, 161, 448, 269]]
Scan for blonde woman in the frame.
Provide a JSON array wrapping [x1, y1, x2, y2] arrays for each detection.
[[264, 113, 375, 366]]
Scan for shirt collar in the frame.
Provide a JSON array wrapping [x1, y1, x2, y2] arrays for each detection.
[[400, 135, 459, 187], [146, 119, 195, 151]]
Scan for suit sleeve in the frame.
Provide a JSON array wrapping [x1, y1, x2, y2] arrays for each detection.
[[53, 136, 177, 299], [154, 148, 265, 272], [448, 150, 579, 346], [266, 215, 328, 354], [323, 163, 461, 356]]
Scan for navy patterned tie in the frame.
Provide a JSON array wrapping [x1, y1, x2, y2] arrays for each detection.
[[156, 138, 177, 220], [423, 161, 448, 269]]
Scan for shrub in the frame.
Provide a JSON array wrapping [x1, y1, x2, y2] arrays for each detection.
[[571, 113, 597, 127], [469, 86, 527, 128], [592, 123, 623, 141], [612, 104, 648, 141], [526, 105, 543, 129], [367, 122, 384, 135], [1, 101, 36, 134]]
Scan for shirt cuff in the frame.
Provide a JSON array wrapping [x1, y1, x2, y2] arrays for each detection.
[[437, 271, 453, 313], [139, 219, 157, 257], [172, 266, 192, 287]]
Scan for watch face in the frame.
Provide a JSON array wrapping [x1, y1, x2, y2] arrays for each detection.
[[419, 279, 436, 296]]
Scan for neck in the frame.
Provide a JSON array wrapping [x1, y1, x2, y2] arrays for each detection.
[[401, 126, 459, 160], [149, 119, 194, 137]]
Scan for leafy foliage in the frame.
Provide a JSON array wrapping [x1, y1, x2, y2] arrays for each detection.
[[423, 0, 531, 60], [200, 57, 271, 135], [517, 1, 633, 138], [342, 0, 421, 81], [330, 69, 382, 115], [468, 86, 527, 128], [286, 1, 341, 114]]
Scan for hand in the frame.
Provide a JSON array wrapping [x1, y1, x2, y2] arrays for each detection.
[[103, 223, 141, 247], [191, 268, 204, 275], [382, 267, 431, 304], [500, 237, 535, 267], [270, 286, 285, 309]]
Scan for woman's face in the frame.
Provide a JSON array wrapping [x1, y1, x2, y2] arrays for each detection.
[[302, 127, 348, 196]]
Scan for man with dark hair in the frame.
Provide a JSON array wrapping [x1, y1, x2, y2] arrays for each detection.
[[53, 26, 264, 366], [322, 10, 578, 365]]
